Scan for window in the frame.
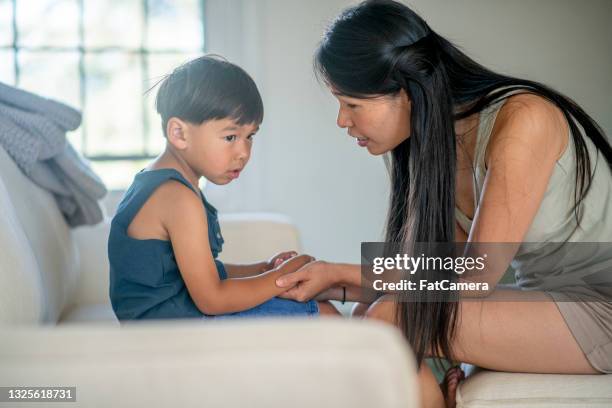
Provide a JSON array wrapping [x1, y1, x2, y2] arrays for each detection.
[[0, 0, 206, 190]]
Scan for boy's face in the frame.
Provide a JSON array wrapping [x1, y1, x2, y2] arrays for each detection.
[[169, 117, 259, 185]]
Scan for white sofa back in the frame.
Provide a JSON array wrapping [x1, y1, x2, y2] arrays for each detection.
[[0, 145, 79, 325]]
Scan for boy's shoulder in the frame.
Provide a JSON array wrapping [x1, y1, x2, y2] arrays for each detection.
[[153, 179, 204, 214], [155, 180, 212, 238], [124, 178, 206, 241]]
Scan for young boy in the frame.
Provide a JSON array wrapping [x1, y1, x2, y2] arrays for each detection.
[[108, 56, 338, 320]]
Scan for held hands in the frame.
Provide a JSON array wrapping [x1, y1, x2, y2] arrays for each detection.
[[275, 260, 335, 303]]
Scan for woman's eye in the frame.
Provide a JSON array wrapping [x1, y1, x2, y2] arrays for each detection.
[[224, 135, 237, 142]]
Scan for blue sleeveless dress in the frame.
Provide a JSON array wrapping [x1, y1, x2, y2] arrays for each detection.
[[108, 168, 318, 320]]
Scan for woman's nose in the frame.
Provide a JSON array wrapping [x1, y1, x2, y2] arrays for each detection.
[[337, 109, 353, 129]]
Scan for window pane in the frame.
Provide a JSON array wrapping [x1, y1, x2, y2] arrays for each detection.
[[17, 0, 78, 47], [90, 159, 149, 191], [84, 0, 142, 48], [0, 50, 15, 85], [147, 0, 203, 51], [84, 52, 143, 156], [0, 0, 13, 47], [145, 52, 201, 154], [18, 51, 80, 108]]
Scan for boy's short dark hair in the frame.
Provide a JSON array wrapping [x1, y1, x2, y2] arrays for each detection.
[[155, 55, 264, 137]]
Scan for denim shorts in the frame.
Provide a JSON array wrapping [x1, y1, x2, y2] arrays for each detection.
[[203, 297, 319, 320]]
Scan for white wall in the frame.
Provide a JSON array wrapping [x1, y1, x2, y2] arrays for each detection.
[[203, 0, 612, 264]]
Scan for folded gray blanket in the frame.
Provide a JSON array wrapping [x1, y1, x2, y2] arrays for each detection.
[[0, 82, 107, 227]]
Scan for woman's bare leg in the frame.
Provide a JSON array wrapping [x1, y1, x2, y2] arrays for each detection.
[[364, 291, 599, 407]]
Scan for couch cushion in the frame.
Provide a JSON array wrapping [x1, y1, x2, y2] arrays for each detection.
[[0, 145, 79, 324], [457, 368, 612, 407]]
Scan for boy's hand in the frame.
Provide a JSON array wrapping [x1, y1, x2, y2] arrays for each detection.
[[266, 251, 298, 270]]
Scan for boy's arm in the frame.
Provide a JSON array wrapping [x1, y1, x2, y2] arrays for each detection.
[[162, 182, 309, 315], [223, 262, 268, 278]]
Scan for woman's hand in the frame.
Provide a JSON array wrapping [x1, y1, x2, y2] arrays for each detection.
[[275, 260, 337, 302]]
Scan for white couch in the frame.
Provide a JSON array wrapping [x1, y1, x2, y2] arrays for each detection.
[[0, 143, 610, 408]]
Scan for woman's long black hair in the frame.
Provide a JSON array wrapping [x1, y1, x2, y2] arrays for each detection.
[[314, 0, 612, 367]]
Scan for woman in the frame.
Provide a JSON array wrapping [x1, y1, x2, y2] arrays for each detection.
[[275, 1, 612, 407]]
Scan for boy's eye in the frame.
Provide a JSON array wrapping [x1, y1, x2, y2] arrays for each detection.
[[346, 103, 358, 109], [247, 134, 255, 141], [224, 135, 237, 142]]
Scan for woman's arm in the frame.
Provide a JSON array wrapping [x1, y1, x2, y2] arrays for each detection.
[[458, 94, 569, 295], [313, 283, 380, 304]]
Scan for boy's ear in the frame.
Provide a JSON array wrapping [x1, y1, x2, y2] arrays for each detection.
[[166, 117, 188, 149]]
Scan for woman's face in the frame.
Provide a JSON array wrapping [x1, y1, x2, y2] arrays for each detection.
[[332, 88, 411, 155]]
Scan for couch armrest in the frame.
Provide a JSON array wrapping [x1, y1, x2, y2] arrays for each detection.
[[0, 319, 419, 408]]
